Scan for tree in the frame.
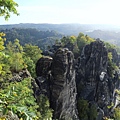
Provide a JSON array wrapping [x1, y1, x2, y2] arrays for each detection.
[[77, 33, 87, 52], [6, 39, 24, 72], [77, 99, 89, 120], [23, 44, 42, 64], [0, 78, 41, 119], [0, 0, 19, 20], [0, 32, 6, 51], [114, 108, 120, 120]]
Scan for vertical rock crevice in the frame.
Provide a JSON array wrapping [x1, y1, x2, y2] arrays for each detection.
[[76, 40, 120, 119], [34, 40, 120, 120], [35, 48, 78, 120]]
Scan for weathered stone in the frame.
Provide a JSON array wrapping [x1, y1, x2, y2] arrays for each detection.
[[35, 48, 78, 120], [76, 40, 120, 119], [34, 40, 120, 120], [51, 48, 78, 120], [36, 56, 53, 77], [9, 69, 31, 82]]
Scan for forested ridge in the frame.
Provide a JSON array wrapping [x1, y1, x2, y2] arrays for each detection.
[[1, 23, 120, 46], [0, 28, 63, 50]]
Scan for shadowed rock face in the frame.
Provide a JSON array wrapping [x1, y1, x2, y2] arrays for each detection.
[[35, 48, 78, 120], [76, 40, 120, 119], [77, 41, 108, 99], [34, 40, 120, 120], [51, 48, 78, 119]]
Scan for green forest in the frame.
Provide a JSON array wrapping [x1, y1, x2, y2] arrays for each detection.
[[0, 28, 63, 50]]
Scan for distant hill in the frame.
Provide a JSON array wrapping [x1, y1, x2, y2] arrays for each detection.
[[1, 23, 120, 34], [86, 30, 120, 45], [1, 23, 120, 46], [0, 28, 63, 50]]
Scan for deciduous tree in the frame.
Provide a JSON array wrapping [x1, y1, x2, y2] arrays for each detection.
[[0, 0, 19, 20]]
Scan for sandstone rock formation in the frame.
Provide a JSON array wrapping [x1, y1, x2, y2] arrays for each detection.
[[34, 40, 120, 120], [35, 48, 78, 120], [76, 40, 120, 119], [9, 69, 31, 82]]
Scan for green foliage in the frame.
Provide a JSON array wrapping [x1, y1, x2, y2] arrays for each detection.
[[77, 99, 97, 120], [89, 104, 97, 120], [77, 33, 95, 53], [112, 90, 120, 120], [0, 32, 6, 51], [77, 35, 87, 52], [1, 28, 62, 50], [23, 44, 42, 77], [0, 0, 19, 20], [23, 44, 42, 64], [6, 39, 24, 72], [0, 78, 40, 119], [0, 34, 52, 119], [0, 3, 52, 119], [108, 52, 113, 62], [61, 36, 76, 48], [23, 56, 35, 77], [105, 42, 116, 50], [60, 33, 94, 58], [37, 95, 53, 120], [113, 108, 120, 120], [0, 33, 12, 86], [5, 40, 42, 77], [77, 99, 89, 120], [107, 52, 118, 78]]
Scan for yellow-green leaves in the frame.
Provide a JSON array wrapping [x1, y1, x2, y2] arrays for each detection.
[[0, 78, 40, 119], [0, 0, 19, 20], [0, 32, 6, 51]]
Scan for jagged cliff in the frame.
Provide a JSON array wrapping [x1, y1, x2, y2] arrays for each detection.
[[76, 40, 120, 119], [34, 40, 120, 120], [35, 48, 78, 120]]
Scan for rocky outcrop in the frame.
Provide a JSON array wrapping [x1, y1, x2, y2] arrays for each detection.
[[9, 69, 31, 82], [76, 40, 120, 119], [35, 48, 78, 120], [34, 40, 120, 120]]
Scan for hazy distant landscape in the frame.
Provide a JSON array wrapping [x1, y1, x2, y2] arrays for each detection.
[[1, 23, 120, 46]]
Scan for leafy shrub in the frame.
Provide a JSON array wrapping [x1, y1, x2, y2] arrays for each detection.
[[0, 78, 40, 120], [77, 99, 89, 120], [114, 108, 120, 120]]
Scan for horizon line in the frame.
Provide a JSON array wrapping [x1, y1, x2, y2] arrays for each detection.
[[0, 23, 120, 26]]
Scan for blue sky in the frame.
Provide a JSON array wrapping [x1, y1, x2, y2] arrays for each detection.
[[1, 0, 120, 25]]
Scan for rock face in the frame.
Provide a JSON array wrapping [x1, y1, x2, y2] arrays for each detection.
[[9, 69, 31, 82], [76, 40, 120, 119], [35, 48, 78, 120], [34, 40, 120, 120]]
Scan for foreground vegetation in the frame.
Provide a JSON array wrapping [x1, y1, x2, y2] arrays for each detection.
[[0, 33, 53, 119]]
